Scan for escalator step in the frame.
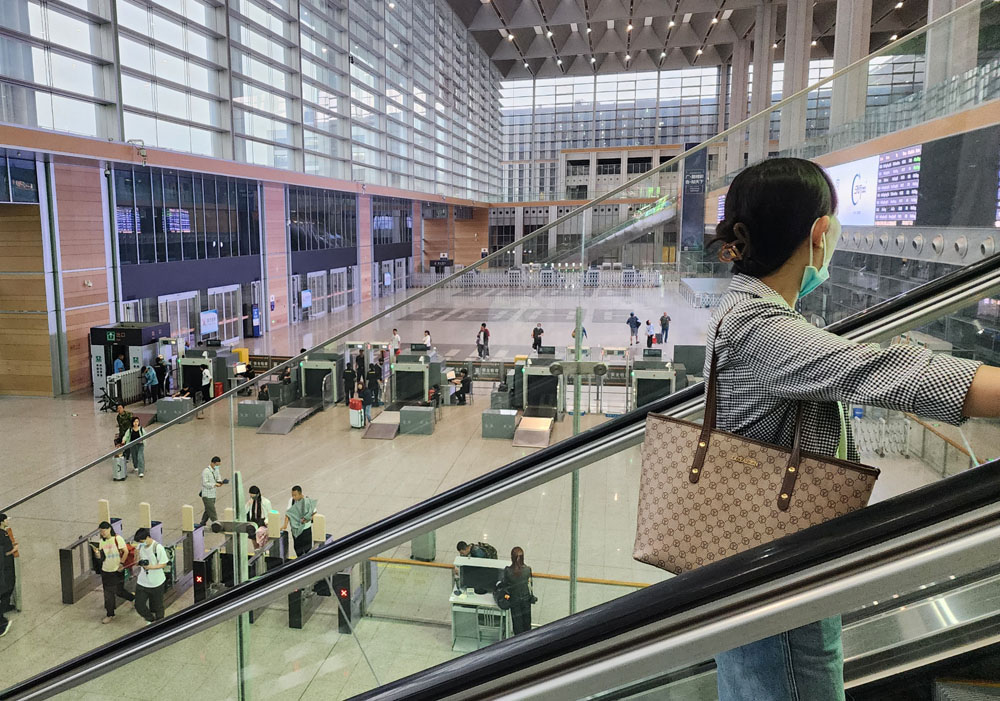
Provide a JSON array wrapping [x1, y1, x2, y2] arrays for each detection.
[[934, 680, 1000, 701]]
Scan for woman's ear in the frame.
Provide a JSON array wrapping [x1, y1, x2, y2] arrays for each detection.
[[811, 215, 830, 247]]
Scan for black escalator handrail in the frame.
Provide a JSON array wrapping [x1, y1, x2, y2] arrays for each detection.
[[359, 457, 1000, 701], [4, 253, 999, 700]]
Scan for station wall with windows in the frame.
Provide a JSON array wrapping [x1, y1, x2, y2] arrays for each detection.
[[0, 0, 501, 201]]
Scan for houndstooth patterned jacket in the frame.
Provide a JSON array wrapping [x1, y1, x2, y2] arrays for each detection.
[[704, 274, 981, 462]]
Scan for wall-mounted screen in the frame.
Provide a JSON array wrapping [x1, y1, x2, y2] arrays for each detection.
[[915, 124, 1000, 228], [826, 156, 880, 226], [876, 146, 921, 227], [716, 195, 726, 223]]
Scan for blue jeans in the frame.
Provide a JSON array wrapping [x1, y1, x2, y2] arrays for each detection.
[[716, 616, 844, 701], [364, 405, 372, 423]]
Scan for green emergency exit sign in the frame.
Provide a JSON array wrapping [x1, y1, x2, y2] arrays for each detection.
[[106, 331, 116, 341]]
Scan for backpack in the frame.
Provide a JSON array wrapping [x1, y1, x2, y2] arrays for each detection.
[[120, 542, 138, 569], [475, 542, 498, 560]]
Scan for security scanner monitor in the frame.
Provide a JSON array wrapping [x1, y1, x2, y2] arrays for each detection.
[[673, 345, 707, 377], [455, 557, 505, 595], [235, 362, 248, 375], [643, 348, 662, 359]]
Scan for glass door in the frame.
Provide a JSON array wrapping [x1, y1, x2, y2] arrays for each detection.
[[158, 291, 198, 345], [306, 271, 329, 318], [331, 268, 348, 311]]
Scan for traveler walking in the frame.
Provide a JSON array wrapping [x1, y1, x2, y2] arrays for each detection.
[[366, 363, 382, 407], [153, 355, 169, 394], [198, 457, 228, 528], [121, 417, 147, 477], [342, 362, 356, 405], [113, 353, 125, 374], [626, 312, 641, 345], [476, 323, 490, 359], [423, 330, 432, 348], [531, 323, 544, 353], [391, 328, 401, 356], [358, 380, 373, 423], [283, 486, 317, 558], [708, 157, 1000, 701], [90, 521, 134, 623], [133, 528, 168, 623], [501, 546, 536, 635], [141, 364, 159, 403], [659, 312, 671, 343], [196, 364, 212, 418], [645, 320, 655, 349], [114, 404, 134, 460], [244, 485, 272, 528]]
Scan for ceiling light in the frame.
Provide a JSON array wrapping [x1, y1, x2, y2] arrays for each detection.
[[627, 23, 633, 31], [696, 48, 703, 55], [811, 39, 817, 46], [890, 33, 898, 40], [388, 1, 394, 7], [711, 16, 719, 23], [590, 56, 596, 63], [895, 1, 903, 6], [508, 33, 514, 41], [660, 51, 667, 58], [586, 27, 592, 33], [524, 62, 529, 68], [625, 54, 631, 60], [546, 30, 553, 37], [393, 43, 398, 48], [772, 42, 778, 48], [668, 20, 675, 28], [556, 58, 562, 64]]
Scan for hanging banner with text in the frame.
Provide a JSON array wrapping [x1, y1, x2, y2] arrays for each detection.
[[680, 143, 707, 252]]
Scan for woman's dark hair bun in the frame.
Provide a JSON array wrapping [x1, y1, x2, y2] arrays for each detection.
[[709, 158, 836, 276]]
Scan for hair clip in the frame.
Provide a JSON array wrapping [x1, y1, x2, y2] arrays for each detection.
[[719, 242, 744, 263]]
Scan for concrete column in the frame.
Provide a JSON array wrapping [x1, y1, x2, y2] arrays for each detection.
[[716, 63, 729, 136], [830, 0, 872, 127], [548, 205, 558, 255], [513, 206, 525, 266], [726, 38, 751, 175], [588, 153, 597, 196], [748, 2, 777, 165], [778, 0, 815, 151], [411, 201, 423, 272], [925, 0, 980, 87]]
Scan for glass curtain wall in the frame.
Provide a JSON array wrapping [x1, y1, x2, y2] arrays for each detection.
[[287, 186, 357, 252], [0, 0, 499, 200]]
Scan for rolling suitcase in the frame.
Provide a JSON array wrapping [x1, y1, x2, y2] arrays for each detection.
[[112, 455, 127, 481], [655, 333, 663, 344], [350, 408, 365, 428]]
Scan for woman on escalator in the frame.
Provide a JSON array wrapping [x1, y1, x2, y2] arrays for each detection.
[[707, 157, 999, 701]]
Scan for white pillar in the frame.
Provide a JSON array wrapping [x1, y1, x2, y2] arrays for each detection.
[[925, 0, 980, 87], [748, 2, 777, 165], [830, 0, 872, 127], [778, 0, 815, 151], [726, 39, 752, 175]]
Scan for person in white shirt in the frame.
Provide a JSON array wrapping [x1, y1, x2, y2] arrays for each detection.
[[89, 521, 134, 623], [391, 329, 401, 356], [133, 528, 168, 623], [423, 330, 432, 348], [197, 363, 213, 418], [244, 485, 272, 527], [198, 457, 228, 528]]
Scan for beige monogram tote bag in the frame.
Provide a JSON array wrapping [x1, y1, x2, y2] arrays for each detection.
[[633, 341, 880, 575]]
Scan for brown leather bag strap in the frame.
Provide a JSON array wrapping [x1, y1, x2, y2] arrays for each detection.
[[690, 318, 724, 484], [777, 405, 806, 510]]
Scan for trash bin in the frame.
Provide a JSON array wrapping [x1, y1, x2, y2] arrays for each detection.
[[214, 381, 224, 398]]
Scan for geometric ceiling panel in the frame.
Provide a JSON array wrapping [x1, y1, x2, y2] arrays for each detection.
[[448, 0, 929, 78]]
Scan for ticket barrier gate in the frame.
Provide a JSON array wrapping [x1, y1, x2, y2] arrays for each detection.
[[161, 526, 204, 608], [192, 536, 234, 603], [246, 538, 285, 624], [333, 559, 379, 634], [59, 517, 125, 605], [287, 532, 334, 630]]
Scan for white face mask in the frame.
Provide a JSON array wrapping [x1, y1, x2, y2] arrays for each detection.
[[798, 214, 841, 299]]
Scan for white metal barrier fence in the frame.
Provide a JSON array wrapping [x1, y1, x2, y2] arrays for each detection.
[[411, 267, 673, 289], [105, 368, 144, 405]]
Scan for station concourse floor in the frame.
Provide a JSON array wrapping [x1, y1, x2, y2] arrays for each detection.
[[0, 283, 983, 699]]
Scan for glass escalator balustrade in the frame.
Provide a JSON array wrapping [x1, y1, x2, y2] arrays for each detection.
[[3, 1, 1000, 698]]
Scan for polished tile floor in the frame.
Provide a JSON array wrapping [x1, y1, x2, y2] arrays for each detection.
[[0, 283, 987, 699]]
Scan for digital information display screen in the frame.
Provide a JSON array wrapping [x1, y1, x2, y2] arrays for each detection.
[[716, 195, 726, 223], [875, 146, 921, 227], [826, 156, 880, 226]]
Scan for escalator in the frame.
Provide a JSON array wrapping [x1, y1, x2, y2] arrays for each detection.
[[3, 251, 999, 700]]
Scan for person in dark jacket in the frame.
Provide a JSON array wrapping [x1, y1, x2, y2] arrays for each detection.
[[358, 380, 373, 424], [114, 404, 134, 461], [342, 363, 356, 405], [153, 355, 168, 394], [366, 363, 382, 407], [501, 546, 535, 635]]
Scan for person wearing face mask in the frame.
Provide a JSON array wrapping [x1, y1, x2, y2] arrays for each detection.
[[706, 158, 1000, 701]]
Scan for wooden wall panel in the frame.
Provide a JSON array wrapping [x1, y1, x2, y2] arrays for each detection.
[[54, 163, 106, 271], [0, 205, 44, 273], [65, 305, 109, 390], [0, 275, 47, 312], [422, 215, 450, 266], [263, 184, 288, 329], [0, 313, 52, 396], [454, 207, 489, 266], [411, 201, 423, 270]]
